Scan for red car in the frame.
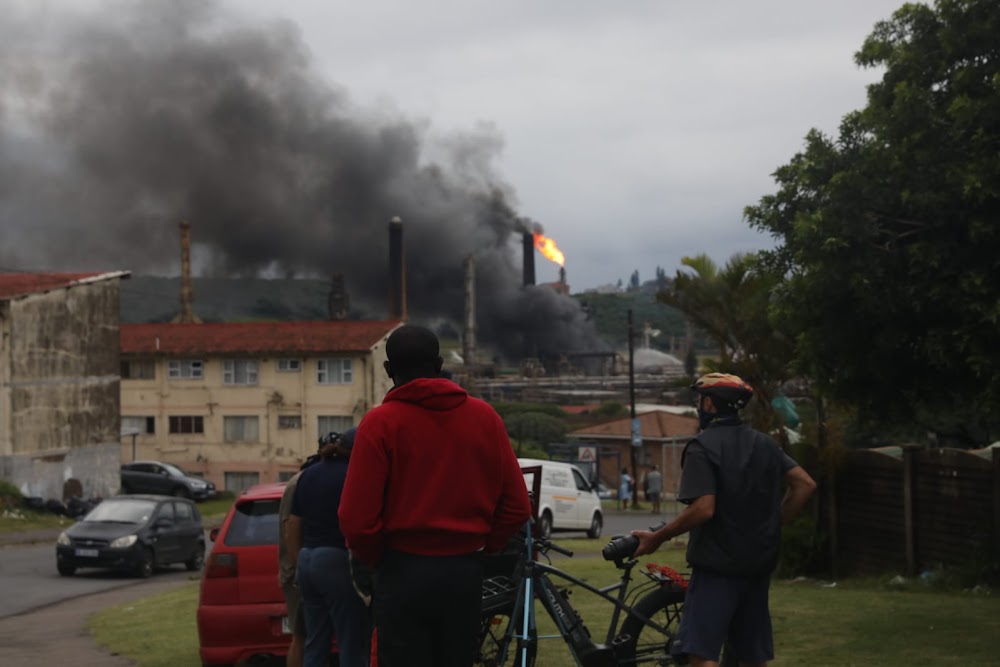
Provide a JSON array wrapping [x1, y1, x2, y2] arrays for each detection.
[[198, 482, 340, 666]]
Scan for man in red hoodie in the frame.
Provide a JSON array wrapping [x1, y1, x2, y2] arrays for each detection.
[[339, 325, 532, 667]]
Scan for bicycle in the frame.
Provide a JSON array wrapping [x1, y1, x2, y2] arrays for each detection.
[[477, 520, 690, 666]]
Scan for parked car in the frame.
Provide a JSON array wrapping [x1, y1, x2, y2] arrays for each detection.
[[120, 460, 217, 501], [518, 458, 604, 539], [197, 482, 338, 666], [55, 494, 205, 577]]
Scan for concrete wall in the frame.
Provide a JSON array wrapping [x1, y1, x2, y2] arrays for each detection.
[[120, 335, 394, 490], [0, 302, 10, 457], [0, 280, 122, 500], [1, 443, 120, 499]]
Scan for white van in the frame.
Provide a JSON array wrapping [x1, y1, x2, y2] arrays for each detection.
[[518, 458, 603, 539]]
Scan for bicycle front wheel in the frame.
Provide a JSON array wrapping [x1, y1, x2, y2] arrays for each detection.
[[616, 586, 685, 665], [478, 611, 537, 667]]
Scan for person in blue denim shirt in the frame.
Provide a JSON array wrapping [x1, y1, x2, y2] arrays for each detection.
[[288, 428, 371, 667]]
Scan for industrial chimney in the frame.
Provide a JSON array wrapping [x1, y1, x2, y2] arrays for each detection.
[[463, 255, 476, 367], [522, 232, 535, 287], [388, 216, 407, 320], [173, 221, 202, 324], [328, 273, 349, 320]]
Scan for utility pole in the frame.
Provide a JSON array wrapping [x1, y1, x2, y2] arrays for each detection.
[[628, 309, 641, 510]]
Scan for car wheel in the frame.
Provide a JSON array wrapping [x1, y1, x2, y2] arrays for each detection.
[[135, 547, 155, 578], [172, 486, 190, 499], [587, 512, 603, 539], [539, 511, 553, 540], [185, 543, 205, 571], [57, 562, 76, 576]]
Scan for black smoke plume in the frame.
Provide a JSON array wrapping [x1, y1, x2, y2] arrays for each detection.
[[0, 0, 607, 360]]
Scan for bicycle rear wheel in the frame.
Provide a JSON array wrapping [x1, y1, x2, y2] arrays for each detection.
[[616, 586, 685, 665], [478, 611, 537, 667]]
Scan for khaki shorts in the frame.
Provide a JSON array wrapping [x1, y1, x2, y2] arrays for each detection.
[[281, 582, 306, 638]]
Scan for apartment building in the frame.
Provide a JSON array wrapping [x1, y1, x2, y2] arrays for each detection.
[[119, 319, 402, 492]]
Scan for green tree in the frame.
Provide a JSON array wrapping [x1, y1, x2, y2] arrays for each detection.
[[503, 412, 568, 453], [744, 0, 1000, 445]]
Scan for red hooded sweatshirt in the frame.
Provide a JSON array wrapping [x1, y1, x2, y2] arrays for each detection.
[[338, 377, 532, 567]]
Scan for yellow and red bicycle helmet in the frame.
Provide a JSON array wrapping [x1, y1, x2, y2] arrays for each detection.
[[690, 373, 754, 409]]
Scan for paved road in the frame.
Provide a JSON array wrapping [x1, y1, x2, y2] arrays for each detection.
[[546, 504, 680, 543], [0, 530, 215, 620]]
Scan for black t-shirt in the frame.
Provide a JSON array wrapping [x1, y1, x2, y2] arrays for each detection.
[[678, 417, 798, 575], [291, 457, 350, 549]]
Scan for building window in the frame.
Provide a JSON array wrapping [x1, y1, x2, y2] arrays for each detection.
[[121, 360, 155, 380], [223, 359, 259, 385], [169, 415, 204, 434], [277, 359, 301, 372], [224, 416, 260, 442], [277, 471, 296, 482], [318, 416, 353, 439], [168, 359, 203, 379], [278, 415, 302, 430], [121, 416, 155, 435], [224, 471, 260, 494], [317, 358, 353, 385]]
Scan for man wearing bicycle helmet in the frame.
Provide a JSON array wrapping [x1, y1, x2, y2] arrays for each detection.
[[630, 372, 816, 667], [339, 324, 532, 667]]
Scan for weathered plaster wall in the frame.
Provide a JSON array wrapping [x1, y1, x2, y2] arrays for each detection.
[[1, 443, 120, 499], [0, 280, 122, 501], [0, 301, 10, 457]]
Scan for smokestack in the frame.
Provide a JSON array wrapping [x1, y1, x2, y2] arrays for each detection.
[[522, 232, 535, 287], [328, 273, 349, 320], [559, 266, 568, 295], [174, 221, 201, 324], [463, 255, 476, 367], [388, 216, 407, 320]]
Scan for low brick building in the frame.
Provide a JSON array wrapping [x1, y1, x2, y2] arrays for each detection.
[[567, 407, 699, 497]]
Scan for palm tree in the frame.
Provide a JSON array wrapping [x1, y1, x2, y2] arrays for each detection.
[[657, 252, 795, 441]]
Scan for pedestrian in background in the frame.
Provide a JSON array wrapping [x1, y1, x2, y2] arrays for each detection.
[[278, 444, 325, 667], [288, 428, 371, 667], [339, 324, 532, 667], [619, 468, 633, 510], [646, 465, 663, 515]]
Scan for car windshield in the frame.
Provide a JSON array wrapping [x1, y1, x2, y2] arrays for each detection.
[[161, 463, 187, 478], [83, 499, 157, 524]]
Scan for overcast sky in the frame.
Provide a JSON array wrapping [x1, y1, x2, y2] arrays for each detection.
[[229, 0, 908, 290], [1, 0, 909, 293]]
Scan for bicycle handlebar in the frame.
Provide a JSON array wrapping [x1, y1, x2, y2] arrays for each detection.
[[545, 541, 574, 557]]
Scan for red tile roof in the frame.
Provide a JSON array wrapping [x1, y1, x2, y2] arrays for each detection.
[[0, 272, 129, 299], [559, 404, 603, 415], [569, 410, 699, 440], [120, 320, 403, 356]]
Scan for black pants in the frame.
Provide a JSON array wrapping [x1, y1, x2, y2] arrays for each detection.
[[373, 549, 483, 667]]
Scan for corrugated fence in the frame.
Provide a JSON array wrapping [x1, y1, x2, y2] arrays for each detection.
[[827, 445, 1000, 576]]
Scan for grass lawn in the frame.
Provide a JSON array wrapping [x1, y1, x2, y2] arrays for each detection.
[[89, 537, 1000, 666], [0, 509, 73, 533]]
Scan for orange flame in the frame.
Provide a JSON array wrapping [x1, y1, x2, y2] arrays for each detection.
[[533, 232, 565, 267]]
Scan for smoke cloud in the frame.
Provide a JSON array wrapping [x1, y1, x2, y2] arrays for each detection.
[[0, 0, 606, 360]]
